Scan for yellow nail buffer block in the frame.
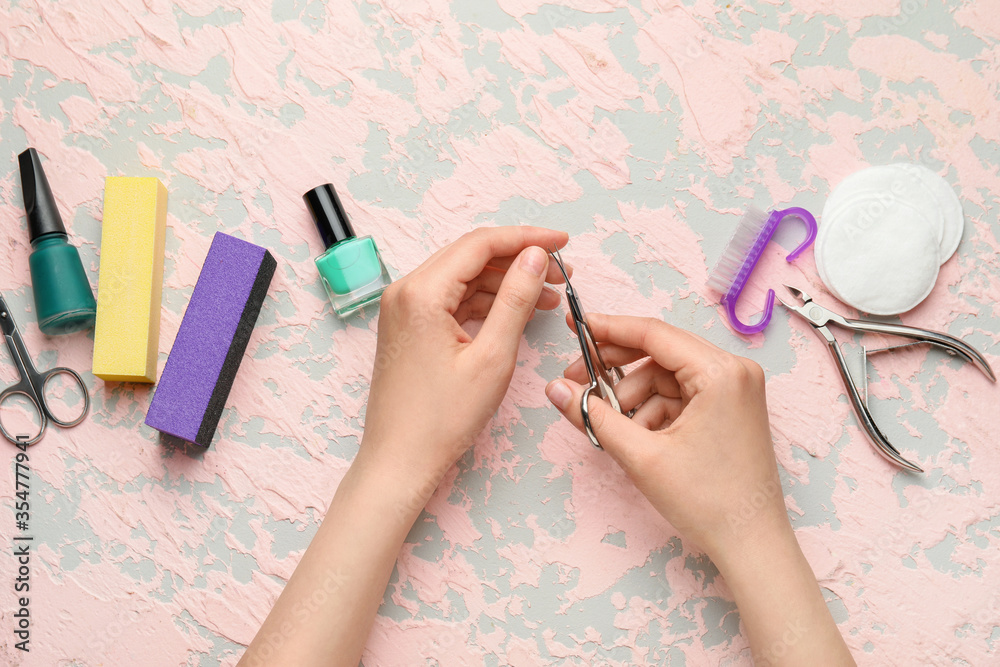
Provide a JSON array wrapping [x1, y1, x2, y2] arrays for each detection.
[[93, 177, 168, 383]]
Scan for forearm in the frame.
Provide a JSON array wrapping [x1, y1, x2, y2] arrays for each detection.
[[714, 524, 855, 666], [239, 447, 435, 667]]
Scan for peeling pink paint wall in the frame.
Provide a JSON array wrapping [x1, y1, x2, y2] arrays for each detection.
[[0, 1, 998, 665]]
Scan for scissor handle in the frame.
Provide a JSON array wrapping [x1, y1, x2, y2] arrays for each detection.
[[580, 385, 602, 449], [36, 367, 90, 428], [578, 318, 635, 449], [0, 381, 47, 446], [578, 321, 618, 398]]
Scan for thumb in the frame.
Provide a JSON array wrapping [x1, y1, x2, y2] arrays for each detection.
[[545, 377, 645, 466], [476, 246, 548, 360]]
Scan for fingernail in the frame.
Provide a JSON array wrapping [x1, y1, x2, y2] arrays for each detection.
[[545, 379, 572, 411], [520, 246, 547, 277]]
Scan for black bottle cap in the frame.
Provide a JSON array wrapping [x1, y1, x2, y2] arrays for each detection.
[[303, 183, 356, 249], [18, 148, 69, 243]]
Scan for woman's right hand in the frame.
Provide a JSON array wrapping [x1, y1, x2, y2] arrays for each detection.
[[545, 313, 789, 565], [545, 313, 855, 666]]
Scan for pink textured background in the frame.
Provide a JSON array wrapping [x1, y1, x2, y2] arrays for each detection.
[[1, 1, 998, 665]]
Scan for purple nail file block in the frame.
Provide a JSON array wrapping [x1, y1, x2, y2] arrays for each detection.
[[145, 232, 276, 447]]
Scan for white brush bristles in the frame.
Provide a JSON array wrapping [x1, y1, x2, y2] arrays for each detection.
[[707, 206, 771, 294]]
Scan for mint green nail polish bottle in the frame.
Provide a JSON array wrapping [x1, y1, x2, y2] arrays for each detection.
[[18, 148, 97, 335], [304, 184, 392, 318]]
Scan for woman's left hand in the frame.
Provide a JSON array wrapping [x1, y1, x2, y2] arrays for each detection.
[[360, 226, 570, 496]]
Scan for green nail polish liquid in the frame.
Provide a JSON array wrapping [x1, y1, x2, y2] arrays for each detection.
[[29, 236, 98, 334], [304, 184, 391, 318], [18, 148, 97, 335]]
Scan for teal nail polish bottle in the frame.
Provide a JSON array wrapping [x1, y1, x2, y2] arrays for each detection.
[[304, 184, 392, 318], [18, 148, 97, 335]]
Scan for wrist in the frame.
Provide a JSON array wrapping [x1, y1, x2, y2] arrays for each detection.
[[351, 436, 454, 525], [709, 510, 800, 586], [707, 516, 853, 666]]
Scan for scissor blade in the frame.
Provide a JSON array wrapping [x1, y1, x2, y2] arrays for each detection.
[[776, 285, 823, 325], [548, 247, 572, 284], [775, 287, 805, 317], [775, 294, 797, 311], [781, 284, 808, 304], [550, 248, 588, 325], [0, 294, 17, 337]]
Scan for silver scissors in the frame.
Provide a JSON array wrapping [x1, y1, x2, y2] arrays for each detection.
[[550, 249, 633, 449], [778, 285, 996, 473], [0, 294, 90, 445]]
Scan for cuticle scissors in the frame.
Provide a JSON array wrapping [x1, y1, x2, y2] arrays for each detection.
[[777, 285, 996, 473], [0, 294, 90, 445], [550, 248, 634, 449]]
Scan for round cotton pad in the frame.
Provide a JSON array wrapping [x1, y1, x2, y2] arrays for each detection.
[[813, 218, 843, 302], [823, 166, 898, 220], [902, 164, 964, 262], [816, 196, 940, 315], [822, 163, 964, 264], [823, 164, 945, 251]]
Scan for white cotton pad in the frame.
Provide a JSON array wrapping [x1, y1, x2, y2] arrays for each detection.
[[813, 223, 841, 302], [823, 164, 945, 249], [816, 195, 940, 315], [902, 164, 964, 262], [822, 164, 964, 263]]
